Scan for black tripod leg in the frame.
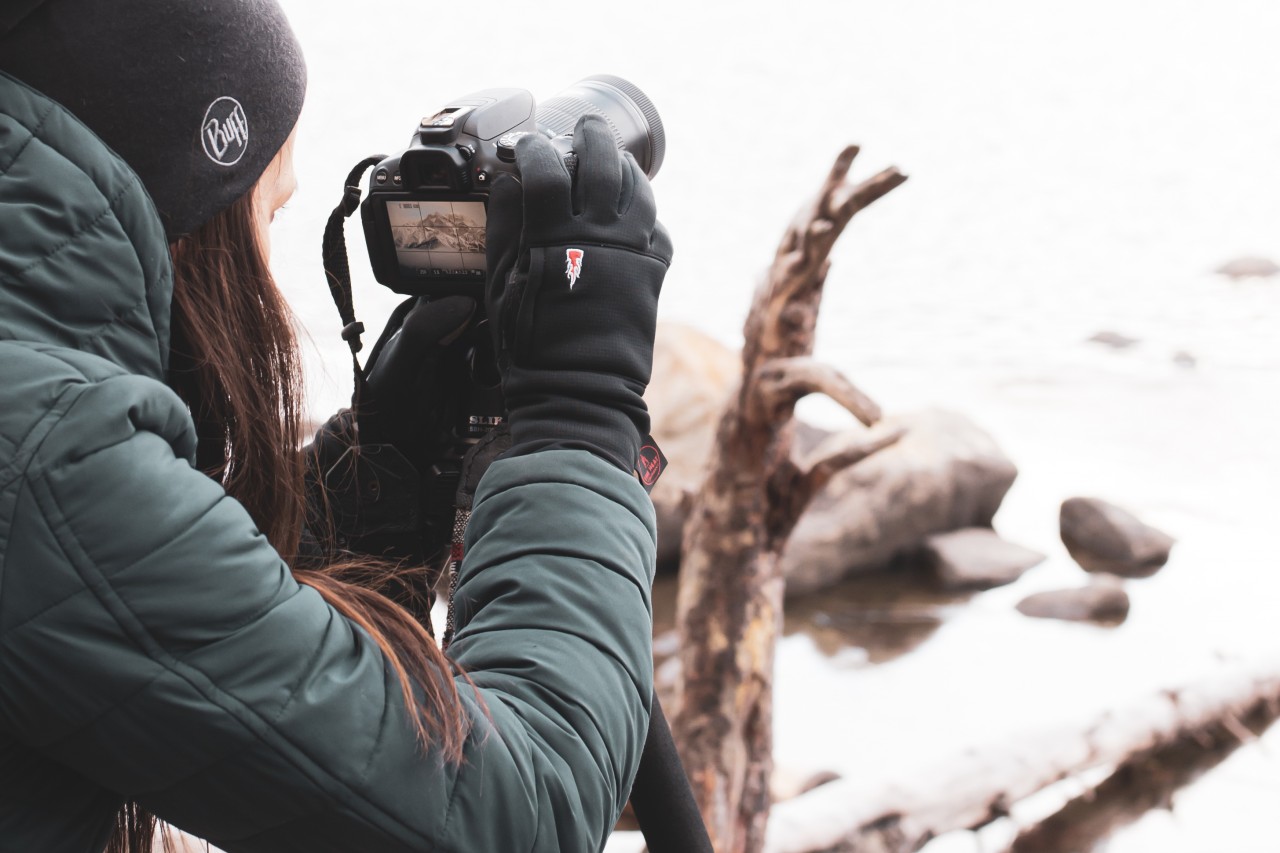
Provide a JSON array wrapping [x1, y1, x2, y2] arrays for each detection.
[[628, 692, 714, 853]]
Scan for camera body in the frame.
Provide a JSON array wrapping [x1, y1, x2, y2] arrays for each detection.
[[361, 76, 664, 298], [360, 87, 537, 297]]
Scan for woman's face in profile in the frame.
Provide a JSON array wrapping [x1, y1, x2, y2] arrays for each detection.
[[253, 125, 298, 260]]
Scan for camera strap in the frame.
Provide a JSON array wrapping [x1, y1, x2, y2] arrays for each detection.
[[321, 156, 386, 404]]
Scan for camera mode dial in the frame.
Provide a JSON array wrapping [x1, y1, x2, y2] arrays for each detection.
[[496, 131, 533, 163]]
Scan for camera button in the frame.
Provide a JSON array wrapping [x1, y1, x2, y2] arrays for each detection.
[[374, 169, 389, 185]]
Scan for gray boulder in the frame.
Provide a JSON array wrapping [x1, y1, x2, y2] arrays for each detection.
[[781, 409, 1019, 596], [922, 527, 1045, 591], [1060, 497, 1175, 578], [1017, 578, 1130, 624]]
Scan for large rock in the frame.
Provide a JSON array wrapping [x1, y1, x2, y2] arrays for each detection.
[[781, 409, 1019, 596], [1016, 578, 1130, 624], [1060, 497, 1175, 578], [645, 323, 741, 568], [921, 527, 1045, 591]]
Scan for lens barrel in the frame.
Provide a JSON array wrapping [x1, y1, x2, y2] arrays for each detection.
[[535, 75, 666, 179]]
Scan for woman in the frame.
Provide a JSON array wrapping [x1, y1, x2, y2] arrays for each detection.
[[0, 1, 671, 851]]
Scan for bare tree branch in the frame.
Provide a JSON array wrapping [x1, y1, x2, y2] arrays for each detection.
[[753, 357, 884, 428], [673, 146, 907, 853], [766, 427, 905, 543], [831, 166, 909, 224], [798, 427, 905, 501]]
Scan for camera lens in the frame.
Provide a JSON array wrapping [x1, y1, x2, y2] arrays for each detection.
[[535, 75, 666, 179]]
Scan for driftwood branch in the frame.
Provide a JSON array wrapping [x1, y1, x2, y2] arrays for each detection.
[[761, 656, 1280, 853], [753, 358, 882, 428], [797, 428, 906, 502], [767, 429, 906, 537], [829, 165, 910, 223], [745, 155, 907, 364], [673, 147, 906, 853]]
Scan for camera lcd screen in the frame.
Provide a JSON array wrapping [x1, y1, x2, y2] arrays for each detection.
[[387, 199, 486, 280]]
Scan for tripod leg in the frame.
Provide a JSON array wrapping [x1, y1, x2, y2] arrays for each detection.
[[628, 692, 714, 853]]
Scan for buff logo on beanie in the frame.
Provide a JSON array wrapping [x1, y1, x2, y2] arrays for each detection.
[[202, 97, 250, 167]]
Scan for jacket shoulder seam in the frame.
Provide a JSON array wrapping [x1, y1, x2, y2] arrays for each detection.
[[0, 97, 54, 179], [0, 351, 96, 489], [1, 175, 137, 282]]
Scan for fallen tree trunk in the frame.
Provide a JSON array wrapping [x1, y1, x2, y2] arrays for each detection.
[[1006, 684, 1279, 852], [761, 654, 1280, 853], [672, 147, 907, 853]]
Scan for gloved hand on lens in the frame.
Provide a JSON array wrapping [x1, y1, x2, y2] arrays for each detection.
[[485, 112, 674, 476]]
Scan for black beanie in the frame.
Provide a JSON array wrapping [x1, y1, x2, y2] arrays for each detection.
[[0, 0, 307, 240]]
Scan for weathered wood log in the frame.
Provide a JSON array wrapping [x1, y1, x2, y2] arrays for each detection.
[[671, 147, 907, 853], [760, 655, 1280, 853], [1004, 691, 1277, 852]]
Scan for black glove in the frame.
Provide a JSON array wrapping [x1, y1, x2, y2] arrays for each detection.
[[302, 296, 475, 625], [485, 113, 673, 474], [359, 294, 476, 473]]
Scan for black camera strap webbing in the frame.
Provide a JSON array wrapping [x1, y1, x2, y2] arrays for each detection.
[[321, 156, 385, 406]]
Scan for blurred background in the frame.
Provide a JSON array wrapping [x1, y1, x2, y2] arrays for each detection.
[[272, 1, 1279, 849]]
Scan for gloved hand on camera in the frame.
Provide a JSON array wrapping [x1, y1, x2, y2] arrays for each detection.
[[358, 294, 475, 472], [302, 295, 475, 622], [485, 113, 673, 477]]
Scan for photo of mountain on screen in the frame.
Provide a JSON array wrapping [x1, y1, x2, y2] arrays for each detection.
[[388, 200, 487, 279]]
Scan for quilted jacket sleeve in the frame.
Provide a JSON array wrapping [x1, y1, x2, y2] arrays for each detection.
[[1, 366, 655, 853]]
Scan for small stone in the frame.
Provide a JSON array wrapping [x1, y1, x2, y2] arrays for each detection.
[[1173, 350, 1197, 369], [1060, 497, 1175, 578], [923, 528, 1046, 591], [1017, 578, 1130, 624], [1215, 256, 1280, 280], [1088, 330, 1140, 349]]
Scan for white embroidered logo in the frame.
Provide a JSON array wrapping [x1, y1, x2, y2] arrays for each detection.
[[565, 248, 585, 289], [201, 97, 249, 167]]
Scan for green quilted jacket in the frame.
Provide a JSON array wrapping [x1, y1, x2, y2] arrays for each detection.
[[0, 72, 655, 852]]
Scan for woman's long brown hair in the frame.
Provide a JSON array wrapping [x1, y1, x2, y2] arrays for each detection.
[[107, 192, 468, 852]]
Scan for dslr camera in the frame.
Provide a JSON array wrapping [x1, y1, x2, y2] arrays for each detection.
[[359, 75, 665, 297]]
